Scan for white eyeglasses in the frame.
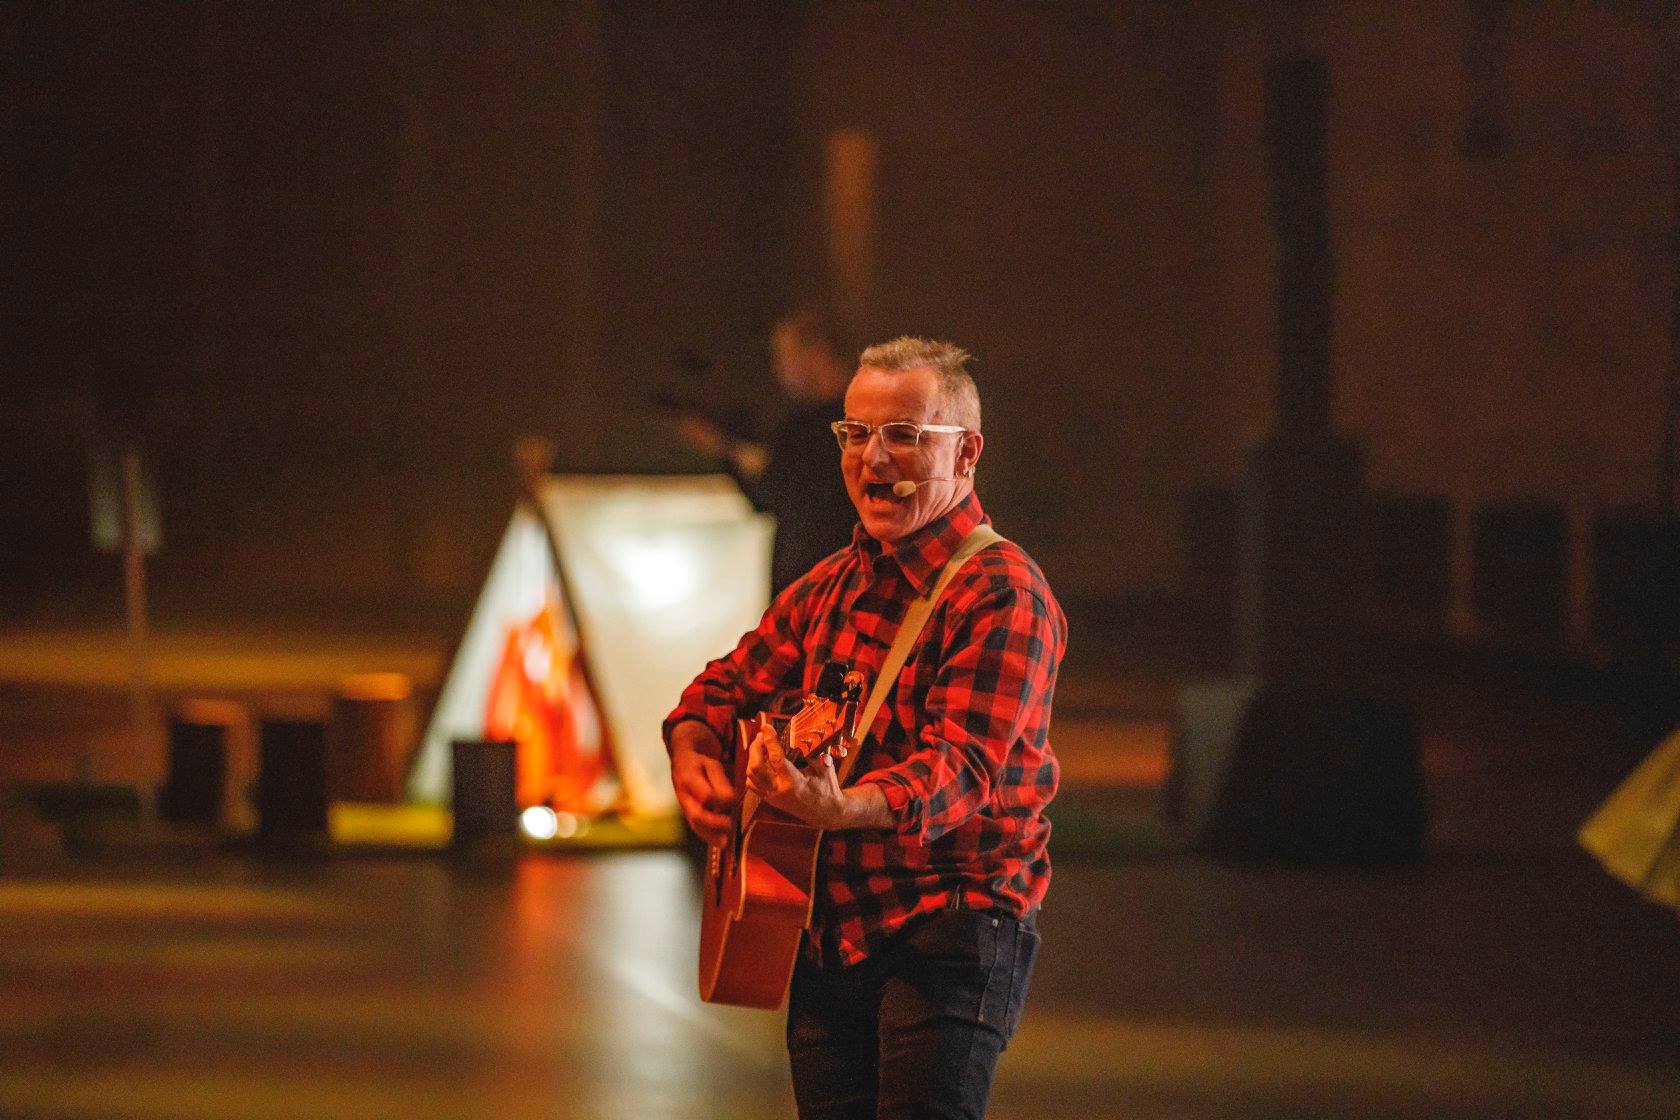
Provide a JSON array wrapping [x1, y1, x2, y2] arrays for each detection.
[[830, 420, 967, 453]]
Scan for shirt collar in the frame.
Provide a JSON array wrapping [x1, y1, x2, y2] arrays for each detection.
[[850, 491, 987, 599]]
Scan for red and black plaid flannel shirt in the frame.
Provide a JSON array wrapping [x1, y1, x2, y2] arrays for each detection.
[[664, 492, 1065, 966]]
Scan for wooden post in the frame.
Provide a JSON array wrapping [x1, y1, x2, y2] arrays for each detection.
[[1172, 58, 1425, 863], [118, 444, 158, 828], [824, 129, 879, 339], [558, 1, 606, 469], [1233, 57, 1363, 680], [1665, 89, 1680, 519]]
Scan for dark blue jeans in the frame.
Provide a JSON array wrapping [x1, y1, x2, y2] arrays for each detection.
[[786, 909, 1040, 1120]]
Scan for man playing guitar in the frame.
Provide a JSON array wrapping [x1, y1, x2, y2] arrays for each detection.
[[664, 337, 1065, 1120]]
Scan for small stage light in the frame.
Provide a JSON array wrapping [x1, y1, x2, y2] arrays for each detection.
[[519, 806, 559, 841]]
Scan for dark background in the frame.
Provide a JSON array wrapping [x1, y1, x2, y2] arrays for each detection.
[[3, 3, 1675, 669], [5, 14, 1680, 1114]]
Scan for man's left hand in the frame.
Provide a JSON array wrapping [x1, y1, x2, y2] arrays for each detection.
[[746, 720, 847, 828]]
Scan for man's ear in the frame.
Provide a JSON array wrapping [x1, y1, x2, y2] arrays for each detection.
[[959, 431, 984, 478]]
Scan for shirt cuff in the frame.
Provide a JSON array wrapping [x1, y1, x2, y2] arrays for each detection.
[[860, 773, 923, 841]]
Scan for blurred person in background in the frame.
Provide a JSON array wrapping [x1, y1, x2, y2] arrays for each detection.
[[675, 306, 859, 594]]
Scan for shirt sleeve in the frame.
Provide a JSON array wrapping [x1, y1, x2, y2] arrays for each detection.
[[662, 575, 812, 757], [858, 580, 1061, 844]]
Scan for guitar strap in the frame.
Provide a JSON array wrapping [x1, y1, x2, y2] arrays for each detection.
[[834, 523, 1003, 787]]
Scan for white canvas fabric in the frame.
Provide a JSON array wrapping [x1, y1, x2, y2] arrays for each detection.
[[410, 474, 773, 816]]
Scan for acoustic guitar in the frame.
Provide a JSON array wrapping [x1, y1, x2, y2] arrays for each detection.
[[698, 662, 865, 1008]]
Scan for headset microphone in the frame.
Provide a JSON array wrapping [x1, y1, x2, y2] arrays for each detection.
[[891, 478, 955, 498]]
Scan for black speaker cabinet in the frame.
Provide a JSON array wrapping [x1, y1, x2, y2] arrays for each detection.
[[256, 718, 329, 841], [1168, 678, 1427, 863], [160, 718, 229, 825], [451, 739, 519, 847]]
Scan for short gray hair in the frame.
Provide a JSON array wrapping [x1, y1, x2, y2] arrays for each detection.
[[855, 336, 981, 431]]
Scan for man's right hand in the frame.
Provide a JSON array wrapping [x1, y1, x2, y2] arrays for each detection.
[[668, 722, 737, 847]]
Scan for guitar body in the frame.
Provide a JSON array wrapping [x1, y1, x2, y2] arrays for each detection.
[[697, 727, 823, 1008], [698, 668, 863, 1009]]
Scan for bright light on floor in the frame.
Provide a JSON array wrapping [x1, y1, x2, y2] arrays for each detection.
[[520, 806, 559, 841]]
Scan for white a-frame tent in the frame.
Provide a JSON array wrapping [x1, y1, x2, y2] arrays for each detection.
[[409, 474, 773, 818]]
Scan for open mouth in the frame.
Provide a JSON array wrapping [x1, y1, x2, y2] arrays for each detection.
[[863, 481, 901, 502]]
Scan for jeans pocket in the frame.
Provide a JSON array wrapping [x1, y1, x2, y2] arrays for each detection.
[[1000, 922, 1040, 1044], [898, 909, 1002, 1032], [906, 907, 999, 970]]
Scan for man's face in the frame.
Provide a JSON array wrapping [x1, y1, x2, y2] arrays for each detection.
[[841, 364, 979, 543]]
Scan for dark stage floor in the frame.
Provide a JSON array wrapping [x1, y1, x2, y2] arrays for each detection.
[[1, 847, 1677, 1119], [1, 623, 1678, 1117]]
